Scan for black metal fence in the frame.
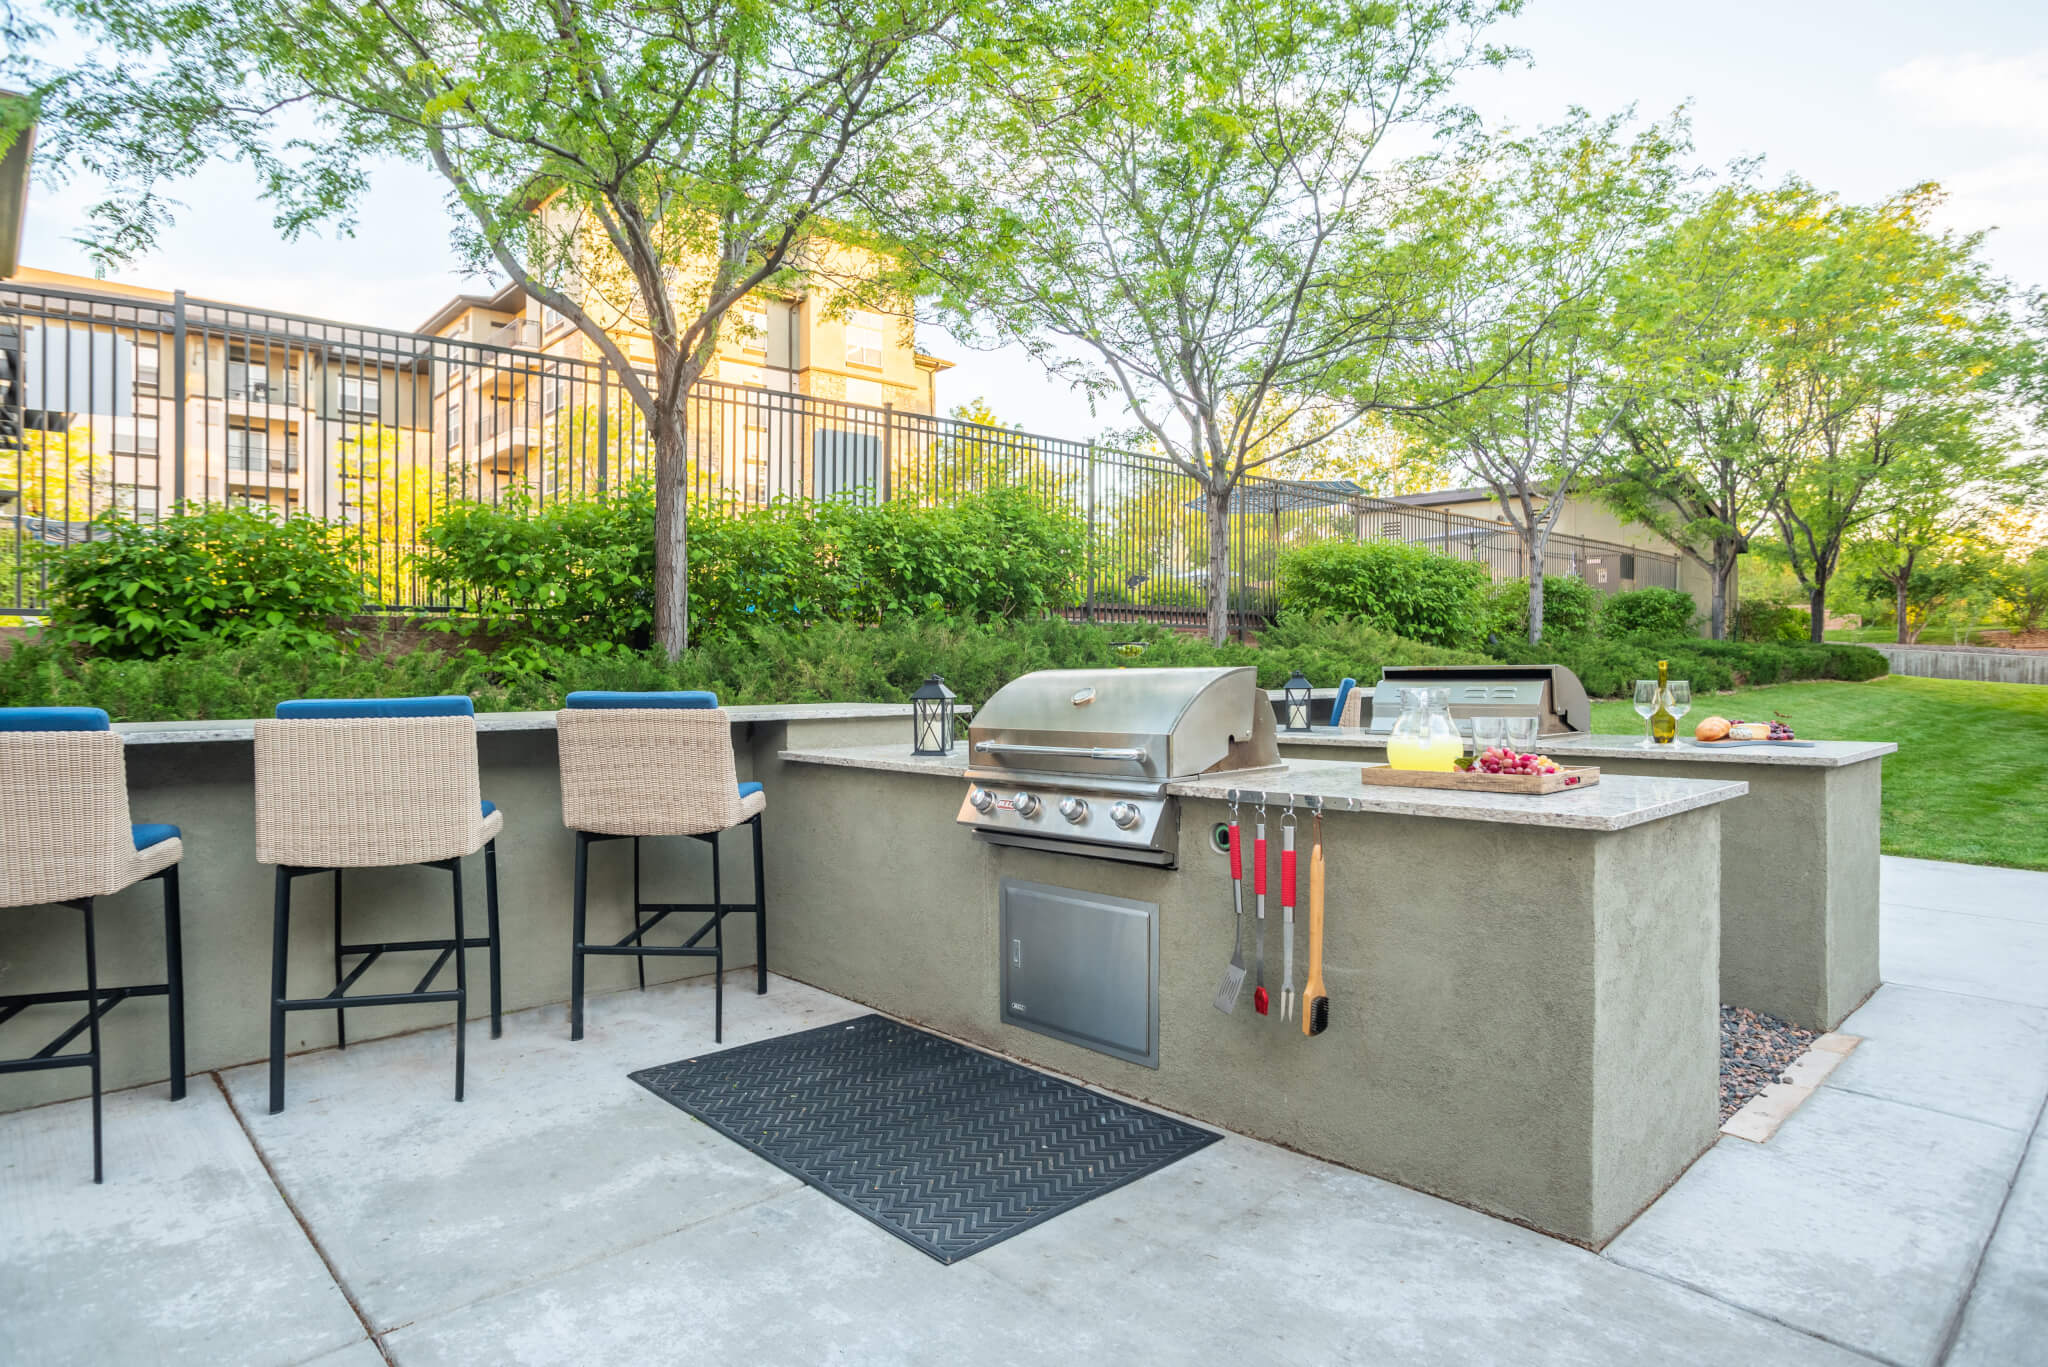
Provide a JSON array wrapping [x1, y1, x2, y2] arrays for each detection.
[[2, 278, 1676, 621]]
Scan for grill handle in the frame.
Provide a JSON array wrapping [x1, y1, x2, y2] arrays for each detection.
[[972, 741, 1149, 762]]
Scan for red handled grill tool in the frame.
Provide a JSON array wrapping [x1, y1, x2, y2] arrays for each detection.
[[1252, 810, 1269, 1016], [1211, 794, 1248, 1014], [1279, 811, 1298, 1022]]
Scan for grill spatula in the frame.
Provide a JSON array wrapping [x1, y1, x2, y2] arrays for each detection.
[[1212, 810, 1247, 1013]]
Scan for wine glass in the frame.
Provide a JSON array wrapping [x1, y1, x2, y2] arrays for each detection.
[[1666, 681, 1692, 746], [1632, 680, 1659, 749]]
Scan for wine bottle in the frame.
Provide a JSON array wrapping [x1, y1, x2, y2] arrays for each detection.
[[1650, 658, 1677, 745]]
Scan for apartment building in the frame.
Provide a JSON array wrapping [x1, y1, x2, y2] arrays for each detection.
[[3, 267, 434, 530]]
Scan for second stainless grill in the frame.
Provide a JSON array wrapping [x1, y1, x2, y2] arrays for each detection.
[[958, 667, 1282, 866]]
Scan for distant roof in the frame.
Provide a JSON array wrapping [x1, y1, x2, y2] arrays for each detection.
[[413, 280, 527, 337], [1381, 486, 1498, 508]]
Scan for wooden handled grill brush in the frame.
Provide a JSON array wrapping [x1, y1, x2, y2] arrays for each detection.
[[1302, 808, 1329, 1037]]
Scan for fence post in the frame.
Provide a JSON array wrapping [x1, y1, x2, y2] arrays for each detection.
[[881, 402, 893, 504], [170, 290, 188, 506], [595, 368, 609, 495], [1085, 440, 1097, 622]]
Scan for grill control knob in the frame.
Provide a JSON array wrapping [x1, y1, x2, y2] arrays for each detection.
[[969, 788, 996, 814], [1058, 797, 1090, 824], [1109, 801, 1142, 830], [1011, 792, 1042, 818]]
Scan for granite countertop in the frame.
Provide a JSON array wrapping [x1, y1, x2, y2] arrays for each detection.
[[777, 743, 973, 776], [1277, 726, 1895, 768], [114, 702, 954, 745], [1169, 759, 1746, 832], [776, 745, 1744, 832]]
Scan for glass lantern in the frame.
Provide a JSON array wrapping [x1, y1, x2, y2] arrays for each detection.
[[911, 674, 956, 755], [1283, 669, 1314, 732]]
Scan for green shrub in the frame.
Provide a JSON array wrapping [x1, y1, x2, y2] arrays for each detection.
[[37, 506, 363, 659], [1484, 575, 1598, 641], [1486, 633, 1889, 698], [1735, 599, 1809, 644], [1276, 541, 1487, 648], [1600, 587, 1698, 640], [0, 612, 1488, 721], [418, 485, 1085, 652]]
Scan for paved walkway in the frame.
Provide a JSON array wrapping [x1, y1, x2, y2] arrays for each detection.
[[4, 856, 2044, 1366]]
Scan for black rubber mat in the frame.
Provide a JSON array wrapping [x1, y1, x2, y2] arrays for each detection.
[[630, 1013, 1220, 1263]]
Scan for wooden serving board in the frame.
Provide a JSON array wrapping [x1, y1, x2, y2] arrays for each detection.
[[1357, 763, 1600, 795]]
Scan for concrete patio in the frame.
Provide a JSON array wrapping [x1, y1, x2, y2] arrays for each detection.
[[4, 854, 2043, 1367]]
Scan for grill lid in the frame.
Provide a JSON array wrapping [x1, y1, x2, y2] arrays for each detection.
[[968, 666, 1276, 781]]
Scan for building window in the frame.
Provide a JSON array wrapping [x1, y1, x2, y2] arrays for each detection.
[[846, 313, 884, 370], [113, 416, 160, 456], [134, 343, 161, 393], [227, 426, 270, 470], [738, 300, 769, 355], [228, 359, 293, 405], [745, 384, 769, 431], [541, 303, 568, 335], [541, 375, 563, 415], [445, 396, 463, 449], [118, 486, 160, 518], [341, 375, 380, 414]]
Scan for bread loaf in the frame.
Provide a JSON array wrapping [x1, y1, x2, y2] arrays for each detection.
[[1695, 716, 1731, 742]]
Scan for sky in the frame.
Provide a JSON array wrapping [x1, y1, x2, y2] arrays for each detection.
[[17, 0, 2048, 442]]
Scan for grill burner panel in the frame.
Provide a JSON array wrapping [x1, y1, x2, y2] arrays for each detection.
[[960, 667, 1280, 866]]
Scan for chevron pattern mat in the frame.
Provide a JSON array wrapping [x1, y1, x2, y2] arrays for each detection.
[[630, 1013, 1220, 1263]]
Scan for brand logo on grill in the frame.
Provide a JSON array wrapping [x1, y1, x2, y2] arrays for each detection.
[[1070, 687, 1095, 706]]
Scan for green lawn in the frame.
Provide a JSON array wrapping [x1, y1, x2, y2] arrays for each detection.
[[1823, 623, 2004, 645], [1588, 676, 2048, 871]]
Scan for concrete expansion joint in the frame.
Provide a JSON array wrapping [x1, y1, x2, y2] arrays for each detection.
[[211, 1071, 395, 1367], [1930, 1087, 2048, 1367]]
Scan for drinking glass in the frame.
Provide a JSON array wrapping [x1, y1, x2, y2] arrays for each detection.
[[1632, 680, 1659, 749], [1504, 715, 1539, 754], [1472, 715, 1507, 759], [1666, 681, 1692, 746]]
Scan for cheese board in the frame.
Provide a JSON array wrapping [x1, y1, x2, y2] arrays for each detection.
[[1357, 763, 1600, 795], [1690, 739, 1817, 749]]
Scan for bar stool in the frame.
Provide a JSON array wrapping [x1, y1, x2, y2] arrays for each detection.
[[1333, 677, 1360, 727], [557, 691, 767, 1044], [0, 706, 187, 1182], [255, 696, 503, 1114]]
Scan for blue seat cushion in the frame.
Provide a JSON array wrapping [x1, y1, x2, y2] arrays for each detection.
[[1331, 677, 1356, 726], [564, 690, 719, 710], [275, 696, 475, 720], [738, 781, 763, 800], [481, 800, 497, 818], [0, 706, 112, 732], [133, 823, 180, 850]]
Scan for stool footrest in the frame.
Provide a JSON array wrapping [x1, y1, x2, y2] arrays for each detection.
[[0, 985, 161, 1061], [340, 937, 493, 956], [0, 1051, 97, 1075], [281, 990, 463, 1011], [579, 944, 719, 959]]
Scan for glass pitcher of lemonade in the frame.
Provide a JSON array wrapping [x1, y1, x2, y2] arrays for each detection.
[[1386, 688, 1464, 771]]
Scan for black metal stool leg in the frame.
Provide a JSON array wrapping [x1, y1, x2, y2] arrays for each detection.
[[332, 868, 347, 1050], [751, 814, 767, 995], [451, 857, 468, 1103], [712, 892, 724, 1045], [81, 897, 103, 1184], [570, 832, 588, 1041], [162, 866, 187, 1101], [484, 839, 502, 1038], [631, 836, 647, 991], [269, 867, 292, 1114]]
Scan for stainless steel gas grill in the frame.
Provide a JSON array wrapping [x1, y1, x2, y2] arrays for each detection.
[[1362, 664, 1592, 739], [959, 667, 1281, 867]]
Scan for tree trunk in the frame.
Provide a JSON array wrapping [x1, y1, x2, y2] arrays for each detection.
[[1895, 576, 1911, 645], [1709, 539, 1736, 640], [1807, 579, 1828, 645], [1205, 486, 1232, 647], [652, 414, 690, 660], [1526, 542, 1545, 645]]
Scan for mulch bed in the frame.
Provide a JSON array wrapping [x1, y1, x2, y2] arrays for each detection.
[[1719, 1005, 1817, 1121]]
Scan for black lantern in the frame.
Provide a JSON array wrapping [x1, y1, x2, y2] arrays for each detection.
[[1283, 669, 1314, 732], [911, 674, 957, 755]]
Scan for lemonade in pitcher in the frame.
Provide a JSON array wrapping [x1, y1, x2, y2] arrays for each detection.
[[1385, 688, 1464, 771]]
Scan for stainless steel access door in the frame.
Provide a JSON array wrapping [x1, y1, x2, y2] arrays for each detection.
[[999, 878, 1159, 1068]]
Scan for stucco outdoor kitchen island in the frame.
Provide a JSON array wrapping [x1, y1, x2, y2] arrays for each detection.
[[767, 741, 1748, 1247], [1277, 729, 1894, 1031]]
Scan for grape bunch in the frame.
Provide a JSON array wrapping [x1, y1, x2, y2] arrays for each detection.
[[1730, 719, 1796, 740], [1475, 746, 1561, 776]]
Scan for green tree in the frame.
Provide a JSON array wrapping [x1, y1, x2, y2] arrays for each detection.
[[898, 0, 1518, 644], [28, 0, 965, 657], [1764, 186, 2013, 643], [1393, 111, 1690, 643]]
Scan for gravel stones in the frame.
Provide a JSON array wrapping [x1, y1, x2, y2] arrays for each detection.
[[1720, 1005, 1818, 1121]]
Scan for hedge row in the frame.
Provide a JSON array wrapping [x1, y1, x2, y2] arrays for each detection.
[[1486, 634, 1889, 698]]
